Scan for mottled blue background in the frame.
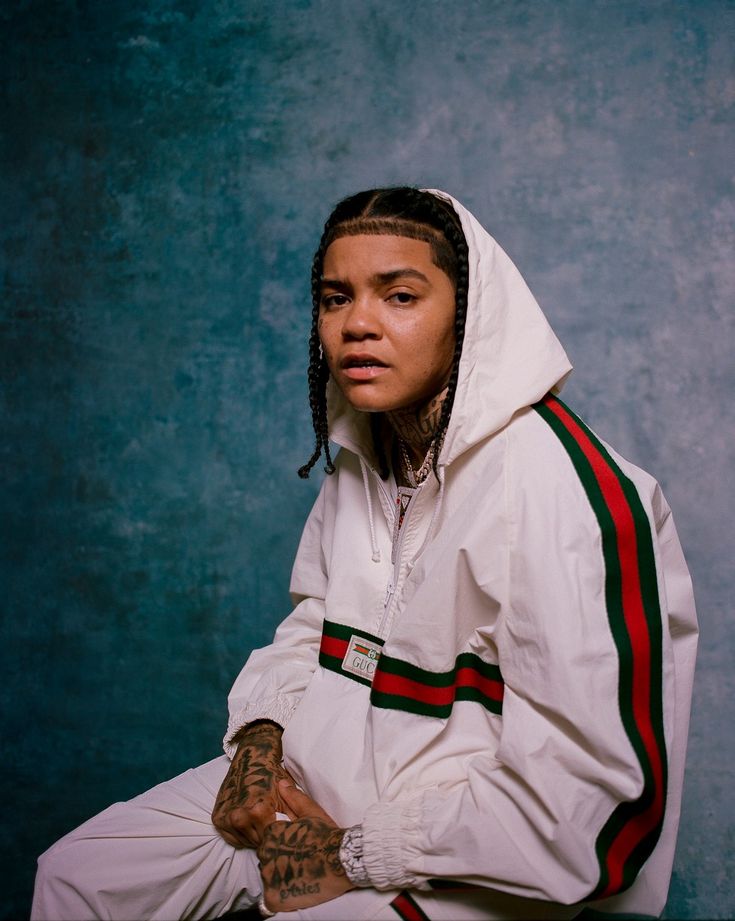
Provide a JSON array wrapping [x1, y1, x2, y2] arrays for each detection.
[[2, 1, 732, 918]]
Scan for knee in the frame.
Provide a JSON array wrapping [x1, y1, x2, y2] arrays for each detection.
[[32, 840, 95, 920]]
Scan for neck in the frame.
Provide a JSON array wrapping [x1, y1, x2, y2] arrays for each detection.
[[387, 387, 447, 467]]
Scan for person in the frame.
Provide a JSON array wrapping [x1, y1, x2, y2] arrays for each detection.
[[32, 188, 698, 921]]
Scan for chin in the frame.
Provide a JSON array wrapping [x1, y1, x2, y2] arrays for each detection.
[[347, 398, 390, 414], [343, 388, 430, 415], [342, 390, 396, 414]]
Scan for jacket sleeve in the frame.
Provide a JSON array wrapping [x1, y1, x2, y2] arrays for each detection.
[[360, 418, 696, 907], [222, 479, 330, 759]]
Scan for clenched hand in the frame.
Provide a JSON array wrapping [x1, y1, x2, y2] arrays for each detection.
[[257, 781, 354, 913], [211, 721, 296, 848]]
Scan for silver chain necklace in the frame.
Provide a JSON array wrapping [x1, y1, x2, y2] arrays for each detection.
[[398, 438, 435, 487]]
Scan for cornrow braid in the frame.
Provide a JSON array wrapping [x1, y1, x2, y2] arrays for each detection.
[[370, 413, 390, 480], [297, 210, 342, 478], [406, 191, 470, 477], [298, 187, 470, 480]]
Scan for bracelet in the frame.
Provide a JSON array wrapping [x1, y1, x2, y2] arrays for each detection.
[[339, 824, 371, 887], [257, 894, 275, 918]]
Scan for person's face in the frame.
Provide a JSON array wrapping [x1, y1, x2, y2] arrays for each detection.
[[318, 234, 456, 414]]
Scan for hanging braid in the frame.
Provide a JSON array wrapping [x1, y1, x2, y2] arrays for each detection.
[[298, 187, 470, 480], [370, 413, 390, 480], [297, 209, 343, 478], [408, 191, 470, 477]]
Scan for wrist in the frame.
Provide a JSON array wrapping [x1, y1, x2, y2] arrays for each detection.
[[232, 720, 283, 747], [339, 824, 371, 888]]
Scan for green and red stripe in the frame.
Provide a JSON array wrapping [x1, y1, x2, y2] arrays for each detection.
[[319, 620, 503, 715], [534, 393, 666, 899], [318, 619, 384, 688], [390, 890, 431, 921], [371, 651, 504, 718]]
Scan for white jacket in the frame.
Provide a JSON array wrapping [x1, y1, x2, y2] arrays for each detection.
[[225, 193, 698, 918]]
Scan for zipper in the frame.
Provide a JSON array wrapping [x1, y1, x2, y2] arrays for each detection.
[[368, 471, 399, 636], [377, 488, 419, 636]]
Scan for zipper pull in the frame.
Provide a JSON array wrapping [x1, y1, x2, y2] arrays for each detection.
[[383, 579, 395, 608]]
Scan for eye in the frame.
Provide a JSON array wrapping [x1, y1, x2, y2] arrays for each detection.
[[388, 291, 417, 305], [321, 293, 350, 310]]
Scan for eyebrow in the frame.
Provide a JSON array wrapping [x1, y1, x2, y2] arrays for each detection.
[[372, 268, 430, 285], [320, 268, 431, 289]]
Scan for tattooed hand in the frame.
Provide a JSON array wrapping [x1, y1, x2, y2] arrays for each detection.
[[211, 721, 296, 849], [257, 781, 353, 912]]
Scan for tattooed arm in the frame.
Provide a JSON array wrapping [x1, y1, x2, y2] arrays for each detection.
[[211, 720, 296, 848], [257, 781, 354, 912]]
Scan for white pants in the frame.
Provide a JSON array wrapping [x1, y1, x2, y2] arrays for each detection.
[[31, 756, 581, 921]]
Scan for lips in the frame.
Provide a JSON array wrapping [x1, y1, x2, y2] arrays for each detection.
[[340, 353, 388, 369], [339, 353, 389, 381]]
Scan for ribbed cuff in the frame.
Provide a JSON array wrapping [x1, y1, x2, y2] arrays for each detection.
[[223, 694, 297, 759], [361, 796, 424, 890]]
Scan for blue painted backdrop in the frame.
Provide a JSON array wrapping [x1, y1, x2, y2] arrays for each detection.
[[2, 1, 732, 918]]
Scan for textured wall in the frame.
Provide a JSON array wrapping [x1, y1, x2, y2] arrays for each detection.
[[2, 1, 732, 918]]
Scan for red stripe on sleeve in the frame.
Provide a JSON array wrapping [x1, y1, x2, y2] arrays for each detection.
[[545, 397, 665, 894]]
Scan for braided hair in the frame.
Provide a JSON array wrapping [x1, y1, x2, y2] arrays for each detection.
[[298, 188, 470, 480]]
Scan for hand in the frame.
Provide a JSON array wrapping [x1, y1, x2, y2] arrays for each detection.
[[257, 781, 354, 913], [211, 721, 296, 848]]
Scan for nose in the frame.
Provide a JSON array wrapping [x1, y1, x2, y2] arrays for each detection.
[[341, 295, 381, 341]]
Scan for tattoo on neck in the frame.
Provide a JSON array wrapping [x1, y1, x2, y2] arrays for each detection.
[[388, 388, 447, 455]]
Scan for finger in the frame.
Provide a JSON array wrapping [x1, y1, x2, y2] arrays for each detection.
[[248, 799, 278, 825], [275, 770, 298, 818], [216, 827, 247, 849], [213, 815, 253, 849], [229, 807, 269, 847], [273, 794, 295, 821], [281, 764, 298, 785], [277, 780, 336, 825]]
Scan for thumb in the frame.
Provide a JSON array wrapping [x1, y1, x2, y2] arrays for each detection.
[[277, 780, 335, 825]]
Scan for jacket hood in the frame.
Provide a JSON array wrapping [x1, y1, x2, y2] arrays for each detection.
[[326, 190, 573, 468]]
